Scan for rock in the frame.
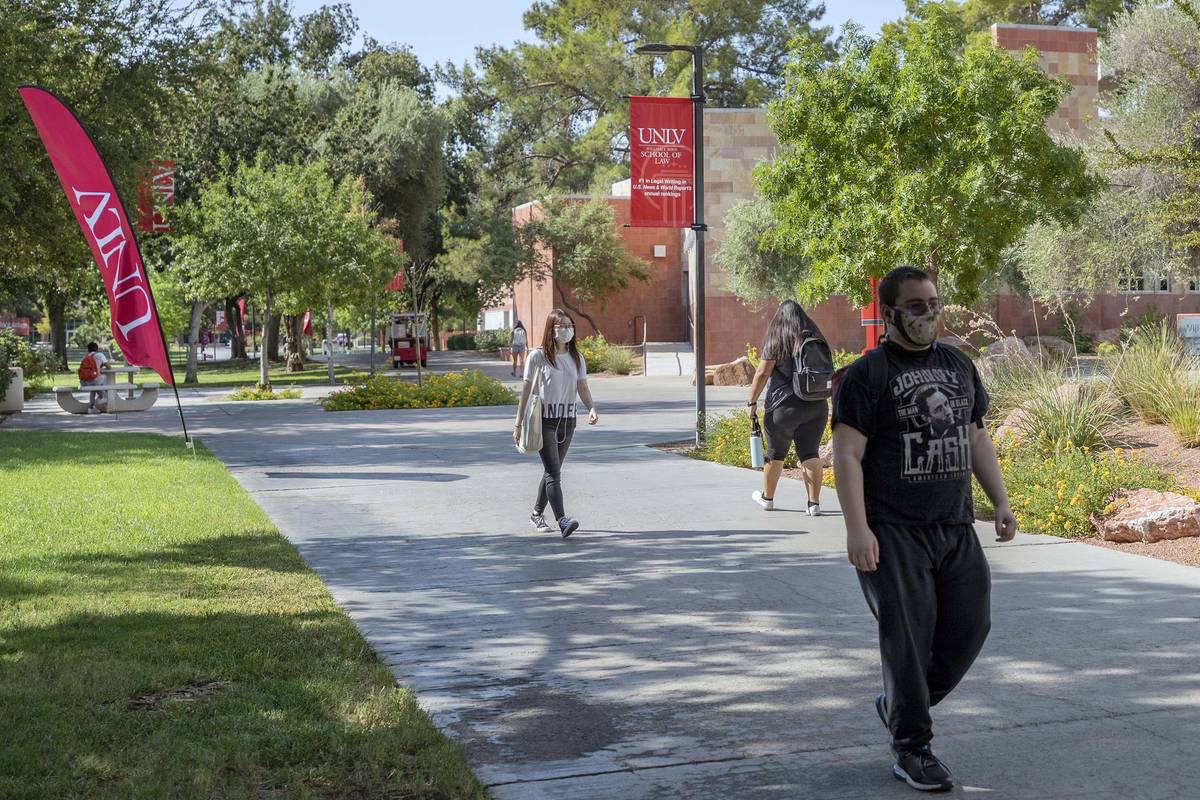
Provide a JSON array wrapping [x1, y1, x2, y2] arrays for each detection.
[[689, 367, 716, 386], [818, 442, 834, 469], [712, 356, 755, 386], [983, 336, 1033, 361], [1094, 328, 1121, 346], [1097, 489, 1200, 543], [937, 335, 978, 356], [994, 407, 1029, 441], [1024, 335, 1074, 357]]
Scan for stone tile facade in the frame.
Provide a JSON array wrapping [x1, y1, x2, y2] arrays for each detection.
[[992, 24, 1098, 136]]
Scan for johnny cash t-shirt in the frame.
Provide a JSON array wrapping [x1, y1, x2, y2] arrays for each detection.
[[831, 342, 989, 525]]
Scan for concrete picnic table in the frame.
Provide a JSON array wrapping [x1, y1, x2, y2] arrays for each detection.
[[52, 364, 160, 414]]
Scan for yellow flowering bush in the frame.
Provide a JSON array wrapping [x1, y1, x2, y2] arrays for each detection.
[[229, 385, 302, 401], [975, 438, 1178, 537], [578, 335, 610, 373], [695, 409, 832, 469], [322, 371, 515, 411]]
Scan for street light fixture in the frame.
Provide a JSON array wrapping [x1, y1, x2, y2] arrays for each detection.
[[636, 42, 707, 447]]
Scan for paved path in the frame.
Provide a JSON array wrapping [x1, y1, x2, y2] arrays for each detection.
[[8, 360, 1200, 799]]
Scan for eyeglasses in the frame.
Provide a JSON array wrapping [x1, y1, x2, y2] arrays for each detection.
[[897, 299, 942, 315], [554, 324, 575, 331]]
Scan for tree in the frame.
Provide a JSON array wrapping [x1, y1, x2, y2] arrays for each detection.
[[172, 159, 384, 388], [912, 0, 1139, 33], [1015, 1, 1200, 303], [516, 198, 650, 334], [0, 0, 206, 366], [753, 6, 1098, 306], [715, 198, 811, 302], [449, 0, 831, 198]]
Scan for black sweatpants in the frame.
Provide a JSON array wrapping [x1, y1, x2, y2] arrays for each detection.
[[535, 416, 576, 520], [857, 522, 991, 754]]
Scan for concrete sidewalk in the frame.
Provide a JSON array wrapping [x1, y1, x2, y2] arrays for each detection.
[[8, 371, 1200, 799]]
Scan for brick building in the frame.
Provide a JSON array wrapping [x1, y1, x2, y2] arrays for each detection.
[[504, 23, 1200, 365]]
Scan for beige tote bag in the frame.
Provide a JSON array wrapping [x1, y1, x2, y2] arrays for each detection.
[[516, 352, 544, 454]]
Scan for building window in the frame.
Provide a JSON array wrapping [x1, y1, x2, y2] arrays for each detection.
[[1119, 271, 1173, 293]]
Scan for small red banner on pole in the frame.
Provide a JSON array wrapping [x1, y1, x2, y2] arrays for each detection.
[[136, 160, 176, 233], [629, 96, 694, 228]]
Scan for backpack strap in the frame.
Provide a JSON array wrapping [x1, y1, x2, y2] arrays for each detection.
[[864, 345, 889, 411]]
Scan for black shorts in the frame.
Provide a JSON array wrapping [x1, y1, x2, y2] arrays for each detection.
[[764, 396, 828, 462]]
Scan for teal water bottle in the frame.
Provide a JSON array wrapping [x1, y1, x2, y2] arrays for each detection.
[[749, 412, 765, 469]]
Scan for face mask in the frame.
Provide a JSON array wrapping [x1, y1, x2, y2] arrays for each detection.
[[554, 327, 574, 344], [890, 306, 941, 347]]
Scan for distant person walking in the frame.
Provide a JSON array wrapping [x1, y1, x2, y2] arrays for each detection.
[[831, 265, 1016, 793], [510, 321, 528, 377], [746, 300, 830, 515], [512, 309, 598, 538]]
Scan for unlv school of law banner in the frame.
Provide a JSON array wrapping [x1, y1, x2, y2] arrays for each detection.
[[629, 96, 694, 228], [18, 86, 174, 385]]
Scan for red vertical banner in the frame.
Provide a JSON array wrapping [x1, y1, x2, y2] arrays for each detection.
[[18, 86, 174, 385], [629, 96, 694, 228], [861, 277, 884, 353], [136, 160, 176, 233]]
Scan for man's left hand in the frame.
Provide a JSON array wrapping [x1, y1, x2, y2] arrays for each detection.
[[994, 504, 1017, 542]]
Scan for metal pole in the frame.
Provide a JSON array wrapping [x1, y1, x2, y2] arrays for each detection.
[[369, 303, 376, 377], [692, 47, 707, 448]]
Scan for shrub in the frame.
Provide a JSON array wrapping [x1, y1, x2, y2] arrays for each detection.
[[1104, 322, 1196, 427], [1053, 301, 1093, 353], [976, 440, 1179, 538], [0, 331, 59, 398], [229, 385, 302, 401], [446, 333, 476, 350], [601, 345, 634, 375], [833, 349, 860, 370], [475, 329, 511, 352], [1014, 379, 1125, 451], [745, 343, 761, 369], [695, 409, 832, 469], [1096, 342, 1118, 358], [578, 334, 609, 373], [978, 352, 1049, 419], [323, 371, 515, 411]]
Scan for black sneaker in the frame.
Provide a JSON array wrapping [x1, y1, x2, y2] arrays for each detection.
[[893, 746, 953, 792], [530, 513, 553, 533], [558, 516, 579, 539], [875, 692, 888, 731]]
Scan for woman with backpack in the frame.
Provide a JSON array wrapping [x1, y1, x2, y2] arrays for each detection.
[[512, 309, 599, 538], [746, 300, 831, 516], [510, 321, 528, 377]]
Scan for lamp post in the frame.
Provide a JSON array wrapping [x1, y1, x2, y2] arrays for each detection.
[[635, 43, 706, 446]]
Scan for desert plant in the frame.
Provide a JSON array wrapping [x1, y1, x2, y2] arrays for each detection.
[[1013, 378, 1125, 451], [600, 345, 633, 375], [577, 334, 609, 373], [1104, 322, 1194, 426]]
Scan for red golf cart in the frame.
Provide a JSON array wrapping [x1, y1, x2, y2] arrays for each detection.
[[389, 312, 429, 368]]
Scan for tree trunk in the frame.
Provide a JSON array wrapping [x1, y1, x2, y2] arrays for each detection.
[[185, 300, 211, 384], [259, 286, 272, 388], [326, 298, 336, 386], [285, 314, 305, 372], [47, 291, 67, 370], [553, 283, 600, 336], [266, 313, 281, 361], [226, 297, 247, 359]]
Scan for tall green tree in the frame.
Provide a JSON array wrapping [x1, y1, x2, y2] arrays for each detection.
[[1016, 0, 1200, 302], [715, 198, 810, 302], [0, 0, 206, 366], [908, 0, 1138, 33], [753, 5, 1098, 306], [449, 0, 831, 198]]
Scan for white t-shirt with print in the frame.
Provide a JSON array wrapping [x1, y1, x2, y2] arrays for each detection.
[[524, 347, 587, 418]]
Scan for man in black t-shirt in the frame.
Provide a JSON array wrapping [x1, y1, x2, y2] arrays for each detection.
[[832, 266, 1016, 793]]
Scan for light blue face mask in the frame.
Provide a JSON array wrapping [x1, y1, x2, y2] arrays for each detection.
[[554, 325, 575, 344]]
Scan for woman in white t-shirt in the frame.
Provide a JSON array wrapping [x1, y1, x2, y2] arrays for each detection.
[[512, 309, 599, 538], [509, 321, 528, 377]]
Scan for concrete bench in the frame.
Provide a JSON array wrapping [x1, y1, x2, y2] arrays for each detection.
[[53, 382, 160, 414]]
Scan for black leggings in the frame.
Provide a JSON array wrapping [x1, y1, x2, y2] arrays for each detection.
[[535, 416, 577, 520]]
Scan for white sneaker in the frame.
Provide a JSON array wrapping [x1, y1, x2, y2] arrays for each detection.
[[807, 502, 821, 517], [752, 491, 774, 511]]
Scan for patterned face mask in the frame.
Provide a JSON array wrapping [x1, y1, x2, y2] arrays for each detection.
[[554, 326, 575, 344], [892, 306, 941, 347]]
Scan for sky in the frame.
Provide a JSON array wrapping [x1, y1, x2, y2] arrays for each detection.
[[290, 0, 910, 71]]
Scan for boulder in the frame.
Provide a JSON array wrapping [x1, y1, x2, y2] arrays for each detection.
[[689, 367, 716, 386], [1096, 489, 1200, 543], [1024, 335, 1074, 357], [993, 407, 1029, 442], [712, 356, 755, 386], [983, 336, 1033, 361], [937, 335, 976, 355], [1094, 328, 1121, 346]]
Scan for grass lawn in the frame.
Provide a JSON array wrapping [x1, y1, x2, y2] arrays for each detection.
[[44, 358, 368, 391], [0, 431, 484, 800]]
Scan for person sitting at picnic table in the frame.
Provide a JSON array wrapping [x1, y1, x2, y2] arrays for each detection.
[[78, 341, 110, 413]]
